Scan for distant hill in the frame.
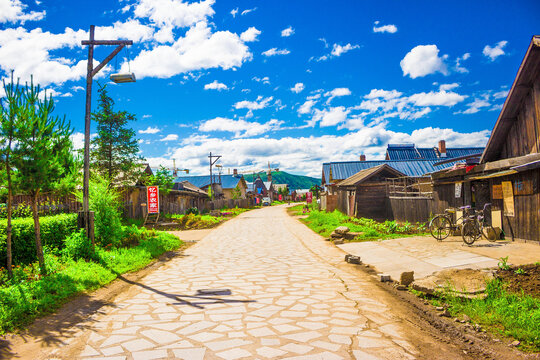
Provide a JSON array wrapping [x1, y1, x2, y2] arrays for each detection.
[[243, 171, 321, 190]]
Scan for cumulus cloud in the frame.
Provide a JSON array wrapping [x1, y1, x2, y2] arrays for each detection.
[[157, 125, 490, 177], [252, 76, 270, 84], [315, 42, 360, 61], [0, 0, 45, 24], [139, 126, 161, 134], [281, 26, 294, 37], [230, 7, 238, 17], [124, 22, 252, 79], [408, 90, 465, 106], [234, 95, 273, 110], [262, 48, 290, 57], [199, 117, 284, 137], [325, 87, 351, 103], [204, 80, 228, 91], [483, 40, 508, 61], [298, 99, 316, 114], [240, 26, 260, 42], [310, 107, 350, 127], [160, 134, 179, 141], [455, 53, 470, 73], [133, 0, 215, 28], [241, 8, 256, 16], [400, 45, 448, 78], [372, 21, 397, 33], [290, 83, 304, 93]]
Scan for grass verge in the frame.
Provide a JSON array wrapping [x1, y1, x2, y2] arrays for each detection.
[[0, 231, 182, 334], [165, 207, 251, 230], [427, 279, 540, 352], [288, 204, 426, 240]]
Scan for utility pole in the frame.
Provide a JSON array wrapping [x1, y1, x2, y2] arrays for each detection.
[[81, 25, 134, 243], [208, 152, 221, 200]]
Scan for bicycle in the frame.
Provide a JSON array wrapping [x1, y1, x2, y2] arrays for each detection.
[[461, 203, 495, 246], [429, 205, 471, 241]]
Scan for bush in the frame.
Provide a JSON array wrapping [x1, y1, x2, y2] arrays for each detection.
[[61, 230, 94, 261], [0, 213, 78, 265], [121, 224, 146, 247], [185, 207, 199, 215]]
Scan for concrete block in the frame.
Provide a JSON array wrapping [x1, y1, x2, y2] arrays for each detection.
[[347, 255, 361, 264], [378, 274, 391, 282], [333, 239, 344, 245], [400, 271, 414, 286], [335, 226, 350, 234]]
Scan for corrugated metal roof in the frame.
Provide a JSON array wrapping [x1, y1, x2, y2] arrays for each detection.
[[174, 174, 243, 189], [386, 144, 484, 161], [323, 159, 458, 183], [337, 165, 406, 187]]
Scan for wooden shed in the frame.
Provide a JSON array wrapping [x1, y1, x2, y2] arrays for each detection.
[[335, 164, 406, 220], [432, 35, 540, 243]]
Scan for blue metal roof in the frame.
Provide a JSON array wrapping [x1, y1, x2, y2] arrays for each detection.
[[386, 144, 484, 161], [174, 174, 243, 189], [322, 160, 458, 184]]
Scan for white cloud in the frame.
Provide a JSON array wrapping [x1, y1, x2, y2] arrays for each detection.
[[125, 22, 252, 79], [199, 117, 283, 138], [281, 26, 294, 37], [262, 48, 290, 57], [234, 96, 273, 110], [133, 0, 215, 28], [160, 134, 179, 141], [241, 8, 256, 16], [290, 83, 304, 93], [408, 90, 465, 106], [71, 85, 84, 92], [161, 125, 490, 177], [364, 89, 403, 100], [252, 76, 270, 84], [372, 21, 397, 33], [230, 8, 238, 17], [483, 40, 508, 61], [493, 90, 509, 99], [0, 0, 45, 24], [298, 100, 316, 114], [240, 27, 260, 42], [439, 83, 459, 91], [331, 43, 360, 57], [324, 87, 351, 103], [70, 132, 85, 151], [204, 80, 228, 91], [311, 106, 350, 127], [139, 126, 161, 134], [400, 44, 448, 78], [455, 53, 470, 73]]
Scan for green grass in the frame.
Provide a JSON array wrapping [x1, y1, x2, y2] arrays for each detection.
[[436, 280, 540, 352], [0, 231, 182, 334], [289, 205, 426, 240], [167, 207, 251, 229]]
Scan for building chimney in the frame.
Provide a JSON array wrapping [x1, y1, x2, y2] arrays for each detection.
[[438, 140, 447, 157], [360, 154, 366, 161], [233, 168, 238, 175], [267, 171, 272, 182]]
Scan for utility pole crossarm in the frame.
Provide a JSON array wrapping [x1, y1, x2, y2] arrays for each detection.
[[82, 40, 133, 46]]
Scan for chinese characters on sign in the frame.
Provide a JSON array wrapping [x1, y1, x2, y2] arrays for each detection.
[[147, 186, 160, 214], [501, 181, 514, 217], [306, 192, 313, 204], [455, 182, 462, 198]]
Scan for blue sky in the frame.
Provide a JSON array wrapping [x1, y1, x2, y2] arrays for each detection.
[[0, 0, 538, 177]]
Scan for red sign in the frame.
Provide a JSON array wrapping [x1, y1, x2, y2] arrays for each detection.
[[256, 197, 260, 204], [279, 194, 283, 201], [306, 192, 313, 203], [147, 186, 160, 214]]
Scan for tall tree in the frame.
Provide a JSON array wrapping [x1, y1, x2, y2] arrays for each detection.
[[90, 84, 142, 184], [12, 79, 76, 274], [0, 74, 21, 279]]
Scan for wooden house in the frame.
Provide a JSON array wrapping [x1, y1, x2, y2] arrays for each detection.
[[431, 36, 540, 242], [334, 165, 406, 220]]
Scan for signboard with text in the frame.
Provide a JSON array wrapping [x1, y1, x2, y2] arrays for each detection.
[[278, 194, 283, 201], [306, 192, 313, 204], [147, 186, 160, 214]]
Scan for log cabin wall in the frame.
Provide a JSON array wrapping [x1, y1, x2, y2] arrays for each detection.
[[355, 183, 389, 221]]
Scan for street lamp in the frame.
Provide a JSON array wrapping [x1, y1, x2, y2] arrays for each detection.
[[81, 25, 135, 243]]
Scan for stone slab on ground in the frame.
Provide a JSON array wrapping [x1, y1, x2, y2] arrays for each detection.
[[338, 236, 540, 281]]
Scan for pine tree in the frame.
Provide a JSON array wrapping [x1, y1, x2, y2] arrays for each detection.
[[90, 84, 142, 184]]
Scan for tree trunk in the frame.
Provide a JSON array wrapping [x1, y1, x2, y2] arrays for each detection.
[[5, 163, 12, 279], [32, 192, 46, 274]]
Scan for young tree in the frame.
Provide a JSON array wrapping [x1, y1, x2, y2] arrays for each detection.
[[0, 74, 22, 279], [90, 84, 142, 184], [231, 185, 242, 199], [12, 79, 76, 274], [144, 166, 175, 195]]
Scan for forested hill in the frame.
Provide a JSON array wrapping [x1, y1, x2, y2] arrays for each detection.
[[243, 171, 321, 190]]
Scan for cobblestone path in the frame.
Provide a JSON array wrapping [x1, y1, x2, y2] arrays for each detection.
[[62, 206, 440, 360]]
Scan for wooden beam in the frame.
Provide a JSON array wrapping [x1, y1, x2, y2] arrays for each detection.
[[82, 40, 133, 46]]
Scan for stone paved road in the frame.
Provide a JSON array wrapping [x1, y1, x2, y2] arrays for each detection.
[[55, 206, 456, 360]]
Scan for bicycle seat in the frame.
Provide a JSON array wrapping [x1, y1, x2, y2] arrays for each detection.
[[459, 205, 471, 210], [445, 208, 456, 213]]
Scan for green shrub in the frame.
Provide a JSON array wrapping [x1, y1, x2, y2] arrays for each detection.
[[121, 224, 146, 247], [186, 207, 199, 215], [61, 230, 94, 261], [0, 213, 78, 265]]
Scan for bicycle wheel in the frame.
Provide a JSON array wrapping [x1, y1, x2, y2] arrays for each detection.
[[461, 220, 478, 245], [481, 225, 497, 242], [430, 215, 451, 241]]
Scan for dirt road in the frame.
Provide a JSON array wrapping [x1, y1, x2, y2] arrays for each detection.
[[15, 206, 469, 359]]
